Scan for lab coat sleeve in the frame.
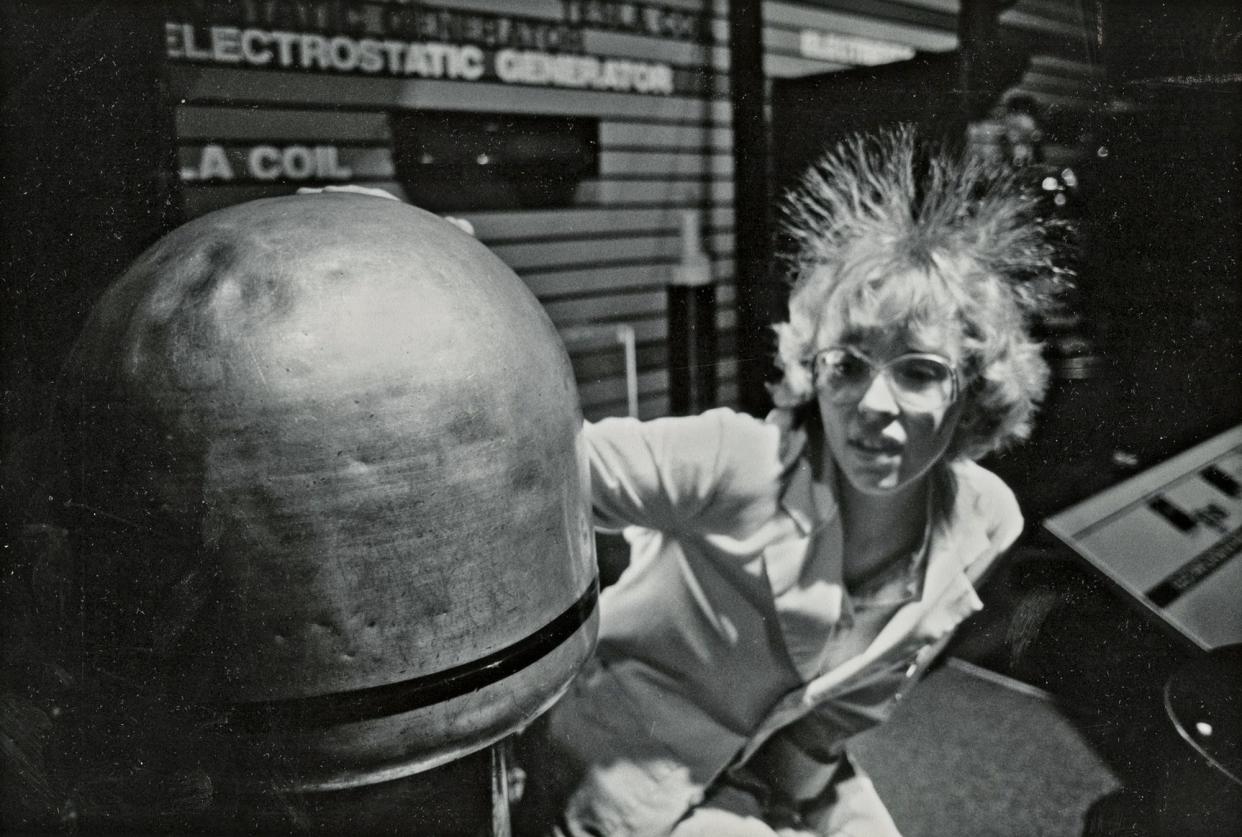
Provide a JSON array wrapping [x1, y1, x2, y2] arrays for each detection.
[[583, 407, 780, 535], [583, 409, 730, 532]]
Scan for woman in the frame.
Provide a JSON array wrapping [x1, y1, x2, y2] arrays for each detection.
[[515, 127, 1066, 836]]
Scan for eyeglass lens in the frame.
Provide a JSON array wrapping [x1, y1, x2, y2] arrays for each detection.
[[815, 348, 954, 410]]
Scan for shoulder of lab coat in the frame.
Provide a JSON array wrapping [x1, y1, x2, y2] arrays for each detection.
[[583, 407, 786, 537]]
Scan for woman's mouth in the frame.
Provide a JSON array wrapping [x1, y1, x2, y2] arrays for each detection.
[[849, 438, 901, 457]]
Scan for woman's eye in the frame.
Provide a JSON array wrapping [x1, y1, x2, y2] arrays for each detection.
[[894, 359, 947, 386], [827, 353, 869, 380], [840, 358, 867, 376]]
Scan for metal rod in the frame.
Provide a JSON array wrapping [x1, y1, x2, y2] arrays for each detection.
[[490, 741, 511, 837], [617, 324, 639, 418]]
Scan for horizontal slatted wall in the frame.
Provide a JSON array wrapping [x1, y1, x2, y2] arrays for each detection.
[[167, 0, 734, 422]]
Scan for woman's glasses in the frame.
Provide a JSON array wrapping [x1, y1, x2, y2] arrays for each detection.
[[810, 346, 959, 412]]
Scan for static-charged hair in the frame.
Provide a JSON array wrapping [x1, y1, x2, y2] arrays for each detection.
[[771, 126, 1070, 460]]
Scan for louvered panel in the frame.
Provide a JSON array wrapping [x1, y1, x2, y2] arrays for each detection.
[[487, 232, 735, 271], [581, 31, 729, 68], [464, 206, 735, 241], [581, 368, 740, 418], [176, 107, 393, 142], [600, 121, 734, 151], [520, 257, 736, 298], [575, 178, 736, 205], [544, 290, 668, 327], [583, 395, 666, 422], [570, 323, 738, 383], [571, 339, 669, 381], [580, 378, 738, 421], [578, 368, 669, 411], [563, 306, 737, 346], [599, 150, 734, 178], [544, 283, 738, 326]]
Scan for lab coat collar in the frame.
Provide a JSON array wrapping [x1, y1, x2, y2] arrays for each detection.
[[761, 408, 842, 601], [733, 464, 995, 770], [765, 404, 992, 631]]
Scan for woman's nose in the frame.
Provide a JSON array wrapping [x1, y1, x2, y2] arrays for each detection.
[[857, 372, 901, 416]]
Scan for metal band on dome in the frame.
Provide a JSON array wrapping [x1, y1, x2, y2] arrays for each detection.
[[228, 579, 599, 730]]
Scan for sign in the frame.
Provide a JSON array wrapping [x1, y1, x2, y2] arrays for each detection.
[[176, 0, 709, 46], [167, 24, 487, 80], [180, 144, 365, 182], [179, 0, 587, 50], [165, 1, 706, 95], [798, 29, 916, 67], [166, 21, 676, 95], [561, 1, 709, 41]]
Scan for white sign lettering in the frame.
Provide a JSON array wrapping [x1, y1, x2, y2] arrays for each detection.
[[798, 30, 916, 67], [181, 144, 354, 182], [494, 49, 673, 94], [165, 22, 674, 95]]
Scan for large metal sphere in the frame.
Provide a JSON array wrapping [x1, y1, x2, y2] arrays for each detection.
[[53, 193, 597, 797]]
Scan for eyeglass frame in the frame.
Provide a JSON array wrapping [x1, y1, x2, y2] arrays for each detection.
[[806, 345, 962, 411]]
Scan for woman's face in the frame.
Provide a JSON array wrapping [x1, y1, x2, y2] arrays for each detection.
[[814, 297, 966, 496]]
